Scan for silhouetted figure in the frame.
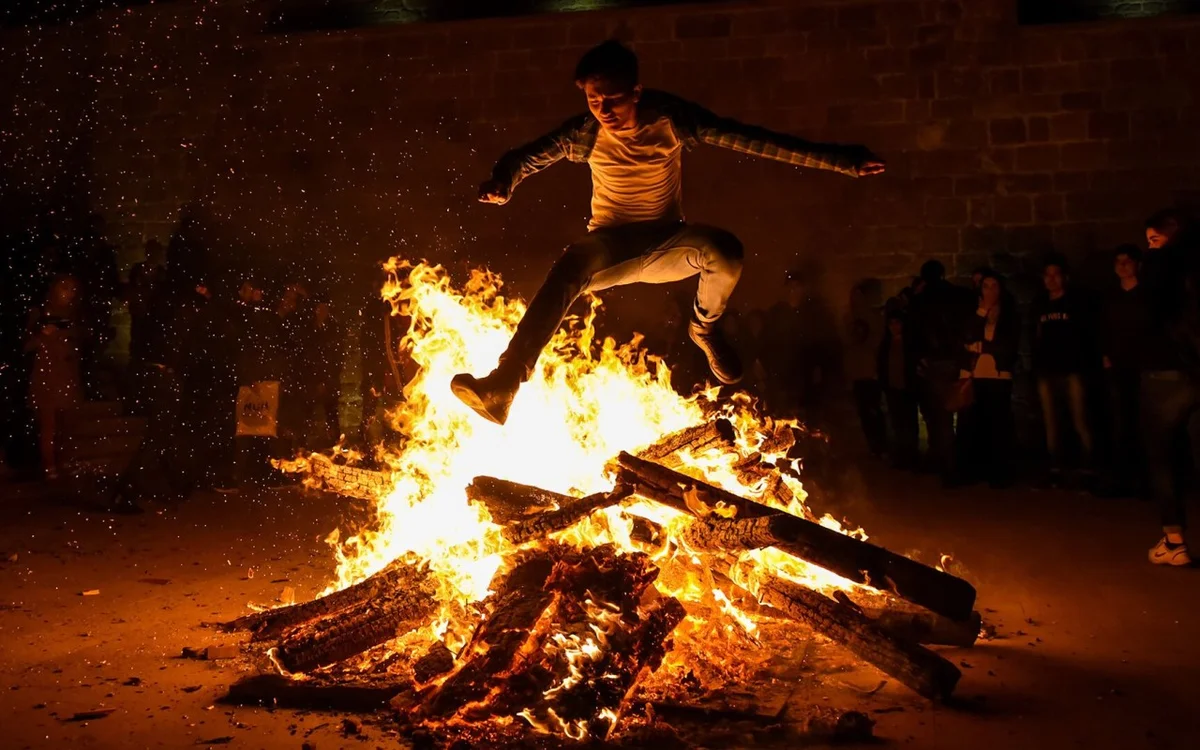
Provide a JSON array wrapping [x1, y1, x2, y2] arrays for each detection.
[[73, 215, 119, 399], [126, 238, 168, 414], [1138, 209, 1200, 565], [908, 260, 975, 482], [878, 310, 919, 469], [845, 280, 885, 458], [1100, 244, 1150, 496], [301, 300, 345, 447]]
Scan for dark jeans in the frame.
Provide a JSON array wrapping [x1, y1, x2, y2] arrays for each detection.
[[955, 378, 1015, 484], [885, 387, 919, 468], [1037, 372, 1094, 470], [1108, 367, 1145, 492], [500, 220, 743, 379], [852, 379, 887, 457], [918, 361, 958, 475], [1141, 370, 1200, 532]]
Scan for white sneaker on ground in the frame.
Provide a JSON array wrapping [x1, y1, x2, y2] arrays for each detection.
[[1149, 537, 1192, 566]]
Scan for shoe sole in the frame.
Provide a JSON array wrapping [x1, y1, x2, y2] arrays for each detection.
[[450, 378, 507, 426], [1150, 555, 1192, 566]]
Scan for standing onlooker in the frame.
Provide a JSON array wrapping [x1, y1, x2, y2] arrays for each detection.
[[907, 260, 976, 483], [1100, 244, 1149, 496], [878, 310, 919, 469], [1138, 209, 1200, 565], [1032, 254, 1099, 486], [73, 215, 119, 399], [956, 271, 1021, 487], [844, 280, 886, 458], [232, 277, 285, 490], [126, 238, 168, 414], [24, 275, 84, 480], [301, 300, 345, 447]]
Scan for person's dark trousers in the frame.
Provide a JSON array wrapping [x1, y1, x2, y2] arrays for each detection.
[[918, 360, 958, 477], [852, 379, 887, 457], [956, 378, 1015, 485], [114, 365, 187, 501], [1037, 372, 1095, 473], [885, 387, 919, 469], [1141, 370, 1200, 535], [1108, 367, 1145, 494]]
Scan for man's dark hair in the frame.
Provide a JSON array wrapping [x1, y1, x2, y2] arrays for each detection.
[[1043, 252, 1070, 275], [1114, 243, 1142, 263], [575, 40, 639, 90], [1145, 208, 1184, 234], [919, 259, 945, 283]]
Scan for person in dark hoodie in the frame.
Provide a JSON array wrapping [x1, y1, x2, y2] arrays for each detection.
[[1138, 209, 1200, 566], [1100, 244, 1150, 496], [230, 275, 286, 491], [878, 309, 919, 470], [956, 270, 1021, 487], [1032, 254, 1099, 486]]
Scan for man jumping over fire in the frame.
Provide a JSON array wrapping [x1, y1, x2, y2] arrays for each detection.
[[452, 40, 886, 425]]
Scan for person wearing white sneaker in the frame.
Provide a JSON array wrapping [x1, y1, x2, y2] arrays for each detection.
[[1139, 209, 1200, 567], [1149, 536, 1192, 566]]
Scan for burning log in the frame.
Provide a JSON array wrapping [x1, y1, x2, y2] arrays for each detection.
[[419, 551, 560, 718], [618, 453, 977, 623], [751, 574, 961, 701], [456, 546, 682, 740], [466, 477, 588, 525], [219, 558, 430, 641], [273, 573, 439, 674], [500, 485, 632, 546], [635, 417, 737, 466]]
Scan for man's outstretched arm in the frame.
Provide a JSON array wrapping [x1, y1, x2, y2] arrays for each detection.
[[666, 95, 884, 177], [479, 116, 588, 204]]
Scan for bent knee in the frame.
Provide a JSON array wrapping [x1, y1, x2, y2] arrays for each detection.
[[699, 228, 744, 265]]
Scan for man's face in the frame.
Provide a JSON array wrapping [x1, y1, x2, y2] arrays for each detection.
[[1146, 226, 1173, 249], [1114, 254, 1138, 281], [581, 77, 641, 133], [888, 318, 903, 337], [1043, 266, 1065, 294]]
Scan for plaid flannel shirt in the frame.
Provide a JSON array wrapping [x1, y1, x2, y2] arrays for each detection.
[[491, 89, 868, 193]]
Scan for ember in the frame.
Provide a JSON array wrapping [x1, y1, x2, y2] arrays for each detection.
[[224, 261, 978, 744]]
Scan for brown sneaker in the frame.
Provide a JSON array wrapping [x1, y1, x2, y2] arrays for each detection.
[[688, 316, 743, 385], [451, 369, 521, 425]]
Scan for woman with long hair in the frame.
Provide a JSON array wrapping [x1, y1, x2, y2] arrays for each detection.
[[956, 270, 1021, 487]]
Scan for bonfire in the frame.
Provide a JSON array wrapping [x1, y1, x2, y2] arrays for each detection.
[[221, 260, 978, 746]]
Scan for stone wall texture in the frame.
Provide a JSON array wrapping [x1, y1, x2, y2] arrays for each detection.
[[3, 0, 1200, 317]]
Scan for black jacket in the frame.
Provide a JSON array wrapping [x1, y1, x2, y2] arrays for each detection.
[[878, 331, 919, 391], [960, 304, 1021, 375], [1031, 289, 1099, 375], [907, 280, 977, 363]]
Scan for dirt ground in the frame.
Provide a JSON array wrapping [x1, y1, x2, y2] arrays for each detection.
[[1, 466, 1198, 750]]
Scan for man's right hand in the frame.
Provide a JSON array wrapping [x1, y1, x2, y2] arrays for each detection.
[[478, 179, 511, 205]]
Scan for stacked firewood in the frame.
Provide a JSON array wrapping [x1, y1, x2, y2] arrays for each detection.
[[219, 417, 979, 738]]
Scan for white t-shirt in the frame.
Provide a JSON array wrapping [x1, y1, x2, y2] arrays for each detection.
[[587, 117, 683, 231]]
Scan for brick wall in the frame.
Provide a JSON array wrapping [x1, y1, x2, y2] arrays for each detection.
[[2, 0, 1200, 321]]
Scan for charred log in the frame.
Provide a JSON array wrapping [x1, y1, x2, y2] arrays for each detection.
[[220, 674, 403, 712], [501, 485, 632, 546], [418, 550, 561, 718], [273, 574, 439, 674], [636, 418, 737, 466], [218, 558, 428, 641], [865, 605, 982, 648], [412, 643, 456, 684], [754, 575, 961, 700], [619, 453, 977, 622]]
